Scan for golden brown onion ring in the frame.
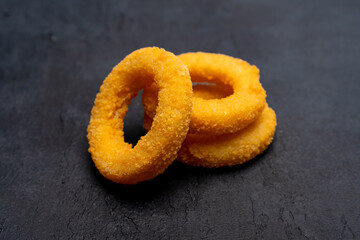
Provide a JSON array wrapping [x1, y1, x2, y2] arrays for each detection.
[[87, 47, 192, 184], [142, 52, 266, 135]]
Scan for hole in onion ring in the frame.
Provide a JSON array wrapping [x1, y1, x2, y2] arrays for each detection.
[[192, 82, 233, 99], [123, 90, 147, 147]]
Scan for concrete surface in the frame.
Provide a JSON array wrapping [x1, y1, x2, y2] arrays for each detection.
[[0, 0, 359, 239]]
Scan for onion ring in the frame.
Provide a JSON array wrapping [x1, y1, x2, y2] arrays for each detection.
[[142, 52, 266, 135], [87, 47, 192, 184], [177, 106, 276, 167]]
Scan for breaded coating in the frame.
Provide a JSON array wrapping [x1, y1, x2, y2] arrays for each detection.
[[87, 47, 192, 184], [142, 52, 267, 135]]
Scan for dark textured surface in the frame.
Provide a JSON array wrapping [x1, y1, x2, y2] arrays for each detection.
[[1, 0, 360, 239]]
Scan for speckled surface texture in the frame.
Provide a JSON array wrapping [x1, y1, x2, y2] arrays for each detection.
[[1, 0, 359, 239]]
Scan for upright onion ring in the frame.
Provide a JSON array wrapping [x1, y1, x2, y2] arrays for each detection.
[[87, 47, 192, 184], [142, 52, 267, 135]]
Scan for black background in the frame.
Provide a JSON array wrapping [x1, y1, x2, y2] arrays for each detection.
[[1, 0, 360, 239]]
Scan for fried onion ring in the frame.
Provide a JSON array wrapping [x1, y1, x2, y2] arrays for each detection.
[[142, 52, 266, 135], [177, 106, 276, 167], [87, 47, 192, 184]]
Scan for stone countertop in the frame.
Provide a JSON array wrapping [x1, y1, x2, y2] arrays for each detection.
[[0, 0, 359, 239]]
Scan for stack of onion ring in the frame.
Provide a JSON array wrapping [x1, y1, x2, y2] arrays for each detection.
[[142, 52, 276, 168], [87, 48, 276, 184]]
